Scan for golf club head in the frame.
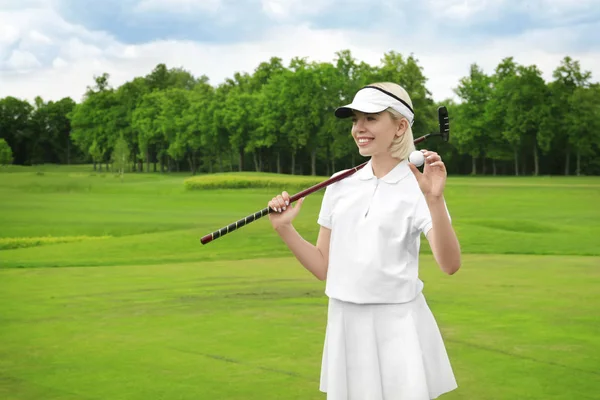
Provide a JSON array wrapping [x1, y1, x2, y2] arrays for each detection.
[[438, 106, 450, 142]]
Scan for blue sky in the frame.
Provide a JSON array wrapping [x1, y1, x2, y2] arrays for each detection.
[[1, 0, 599, 103]]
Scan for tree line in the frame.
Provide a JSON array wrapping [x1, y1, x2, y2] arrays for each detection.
[[1, 50, 598, 176]]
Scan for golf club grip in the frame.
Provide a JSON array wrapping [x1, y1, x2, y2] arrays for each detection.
[[200, 163, 368, 245]]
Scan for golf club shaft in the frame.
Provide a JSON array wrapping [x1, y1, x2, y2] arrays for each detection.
[[200, 106, 449, 245]]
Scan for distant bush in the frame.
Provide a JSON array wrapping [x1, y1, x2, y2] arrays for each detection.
[[0, 138, 13, 166], [0, 236, 111, 250], [184, 173, 328, 192]]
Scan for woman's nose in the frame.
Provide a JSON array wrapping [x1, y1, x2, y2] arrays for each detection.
[[353, 118, 365, 132]]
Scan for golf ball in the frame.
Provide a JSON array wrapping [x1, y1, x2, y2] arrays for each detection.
[[409, 150, 425, 167]]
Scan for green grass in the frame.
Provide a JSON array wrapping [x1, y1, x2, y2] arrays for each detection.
[[0, 169, 599, 268], [0, 256, 598, 400], [0, 167, 599, 399]]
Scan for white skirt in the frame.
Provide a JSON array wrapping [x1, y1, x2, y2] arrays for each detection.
[[319, 293, 457, 400]]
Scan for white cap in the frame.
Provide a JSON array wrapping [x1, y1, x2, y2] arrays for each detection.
[[335, 86, 415, 125]]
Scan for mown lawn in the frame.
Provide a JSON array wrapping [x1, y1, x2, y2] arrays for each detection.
[[0, 167, 598, 399]]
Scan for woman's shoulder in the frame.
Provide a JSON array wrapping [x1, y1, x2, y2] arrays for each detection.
[[326, 168, 360, 191]]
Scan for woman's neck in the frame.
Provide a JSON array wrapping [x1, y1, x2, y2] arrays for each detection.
[[370, 154, 401, 179]]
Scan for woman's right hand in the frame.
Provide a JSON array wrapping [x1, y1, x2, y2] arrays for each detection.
[[268, 191, 305, 230]]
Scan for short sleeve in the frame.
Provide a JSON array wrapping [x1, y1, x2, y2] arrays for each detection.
[[317, 185, 333, 229], [414, 193, 452, 237]]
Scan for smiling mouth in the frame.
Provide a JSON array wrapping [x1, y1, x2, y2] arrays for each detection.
[[357, 138, 374, 146]]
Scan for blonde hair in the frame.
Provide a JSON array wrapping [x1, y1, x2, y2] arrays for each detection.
[[367, 82, 415, 160]]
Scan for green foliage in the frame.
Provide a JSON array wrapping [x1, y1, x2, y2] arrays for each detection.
[[0, 138, 13, 165], [184, 172, 326, 191], [1, 53, 599, 175], [111, 137, 130, 176]]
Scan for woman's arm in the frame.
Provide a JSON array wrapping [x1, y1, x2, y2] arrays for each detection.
[[274, 225, 331, 280], [409, 149, 461, 275], [268, 192, 331, 280], [425, 195, 461, 275]]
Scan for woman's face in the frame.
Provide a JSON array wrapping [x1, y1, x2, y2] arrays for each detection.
[[351, 111, 407, 157]]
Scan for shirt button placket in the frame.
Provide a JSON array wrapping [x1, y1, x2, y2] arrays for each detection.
[[364, 179, 379, 218]]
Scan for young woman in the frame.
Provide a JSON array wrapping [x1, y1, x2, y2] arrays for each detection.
[[267, 82, 461, 399]]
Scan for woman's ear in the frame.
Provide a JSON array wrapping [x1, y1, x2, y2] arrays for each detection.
[[395, 118, 408, 138]]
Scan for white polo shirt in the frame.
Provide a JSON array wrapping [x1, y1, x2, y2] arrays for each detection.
[[317, 158, 450, 304]]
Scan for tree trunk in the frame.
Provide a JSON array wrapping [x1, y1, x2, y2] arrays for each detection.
[[238, 150, 243, 172], [276, 151, 281, 174], [67, 141, 71, 165], [291, 152, 296, 175], [311, 148, 317, 176], [253, 151, 261, 172], [218, 152, 223, 172], [564, 145, 570, 175], [482, 157, 487, 175], [533, 142, 539, 176], [93, 161, 97, 171], [513, 149, 519, 176], [471, 156, 476, 175], [188, 155, 195, 175], [492, 159, 497, 176], [146, 150, 150, 173], [576, 149, 581, 176]]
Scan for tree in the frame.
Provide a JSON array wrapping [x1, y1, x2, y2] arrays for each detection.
[[0, 96, 33, 165], [48, 97, 77, 164], [568, 84, 600, 175], [549, 56, 592, 175], [70, 74, 120, 171], [453, 63, 492, 174], [0, 138, 13, 165], [509, 65, 551, 176], [111, 136, 130, 178], [132, 91, 164, 172], [116, 77, 150, 171], [2, 51, 598, 176]]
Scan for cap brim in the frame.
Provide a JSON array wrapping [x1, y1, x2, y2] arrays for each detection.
[[334, 102, 388, 118]]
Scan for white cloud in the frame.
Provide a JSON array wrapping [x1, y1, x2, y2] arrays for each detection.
[[134, 0, 222, 13], [261, 0, 335, 20], [425, 0, 600, 25], [5, 50, 42, 71], [52, 56, 68, 68], [0, 24, 20, 45], [425, 0, 497, 20], [0, 1, 599, 106], [29, 30, 53, 45]]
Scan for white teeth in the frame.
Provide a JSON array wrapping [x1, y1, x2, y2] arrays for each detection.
[[358, 138, 373, 143]]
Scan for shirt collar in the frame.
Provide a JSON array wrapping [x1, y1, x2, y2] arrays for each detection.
[[356, 158, 411, 184]]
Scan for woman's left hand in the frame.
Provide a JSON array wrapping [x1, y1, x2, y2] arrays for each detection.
[[408, 150, 447, 198]]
